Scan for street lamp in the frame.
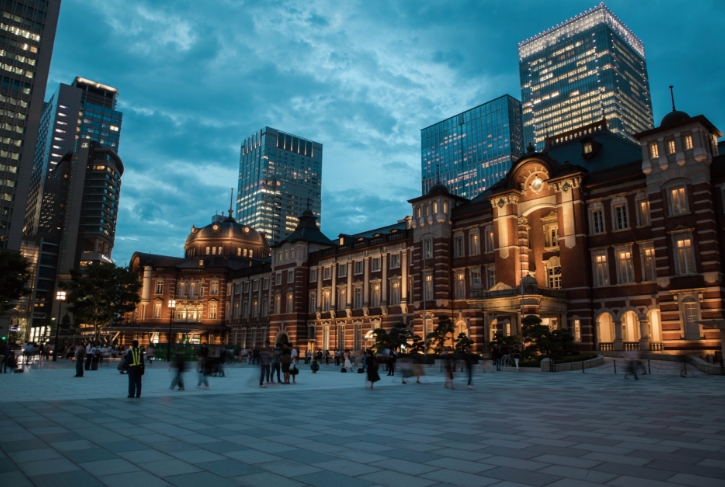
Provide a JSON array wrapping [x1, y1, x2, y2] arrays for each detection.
[[167, 299, 176, 362], [53, 291, 66, 361]]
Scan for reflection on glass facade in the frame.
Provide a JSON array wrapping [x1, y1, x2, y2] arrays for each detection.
[[421, 95, 524, 199], [236, 127, 322, 245], [519, 3, 653, 150]]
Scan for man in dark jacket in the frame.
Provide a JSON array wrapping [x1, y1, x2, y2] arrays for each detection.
[[74, 345, 85, 377], [125, 340, 144, 398]]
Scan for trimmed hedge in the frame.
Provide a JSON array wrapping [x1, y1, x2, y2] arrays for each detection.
[[520, 352, 598, 368]]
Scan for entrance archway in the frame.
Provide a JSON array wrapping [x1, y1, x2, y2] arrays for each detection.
[[621, 311, 640, 342], [597, 312, 615, 343], [275, 332, 289, 346]]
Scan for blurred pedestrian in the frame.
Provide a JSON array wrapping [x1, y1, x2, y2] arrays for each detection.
[[463, 346, 474, 389], [146, 345, 155, 365], [74, 344, 85, 377], [196, 354, 209, 389], [444, 350, 455, 389], [281, 346, 292, 384], [270, 344, 281, 383], [169, 353, 186, 391], [365, 349, 380, 389], [259, 341, 272, 388], [387, 350, 396, 376], [512, 346, 521, 372]]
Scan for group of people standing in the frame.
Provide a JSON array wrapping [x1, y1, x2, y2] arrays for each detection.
[[258, 341, 298, 388]]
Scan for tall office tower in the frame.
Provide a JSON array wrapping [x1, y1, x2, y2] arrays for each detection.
[[236, 127, 322, 244], [0, 0, 61, 250], [518, 2, 653, 150], [421, 95, 524, 199], [24, 77, 121, 238], [23, 142, 124, 341]]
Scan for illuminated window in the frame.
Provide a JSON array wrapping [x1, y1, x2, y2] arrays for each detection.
[[371, 257, 381, 272], [583, 142, 593, 154], [484, 225, 495, 252], [544, 224, 558, 247], [274, 294, 281, 314], [648, 141, 659, 159], [682, 300, 700, 340], [286, 293, 294, 313], [309, 292, 316, 311], [670, 187, 687, 215], [641, 245, 656, 281], [153, 302, 161, 318], [210, 280, 219, 295], [390, 281, 401, 305], [683, 133, 693, 150], [424, 272, 434, 301], [371, 284, 381, 307], [390, 254, 400, 269], [674, 234, 695, 275], [337, 288, 346, 311], [637, 199, 651, 226], [454, 272, 465, 299], [665, 138, 676, 155], [209, 302, 217, 319], [612, 202, 629, 230], [547, 266, 562, 289], [469, 232, 480, 255], [593, 252, 609, 287], [322, 291, 330, 311], [616, 249, 634, 284]]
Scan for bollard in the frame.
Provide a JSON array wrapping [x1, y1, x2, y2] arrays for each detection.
[[582, 360, 585, 373], [614, 359, 617, 374], [648, 359, 651, 375]]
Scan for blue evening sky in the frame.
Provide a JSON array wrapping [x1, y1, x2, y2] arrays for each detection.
[[46, 0, 725, 265]]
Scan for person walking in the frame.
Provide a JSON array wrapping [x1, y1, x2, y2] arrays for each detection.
[[493, 346, 502, 371], [124, 340, 144, 398], [290, 343, 299, 384], [169, 353, 186, 390], [463, 346, 475, 389], [0, 341, 9, 373], [281, 346, 292, 384], [387, 350, 397, 376], [444, 350, 455, 389], [512, 346, 521, 372], [146, 345, 155, 365], [365, 350, 380, 389], [270, 344, 281, 383], [84, 342, 92, 370], [259, 342, 272, 388], [74, 344, 85, 377], [324, 350, 330, 365], [196, 354, 209, 389]]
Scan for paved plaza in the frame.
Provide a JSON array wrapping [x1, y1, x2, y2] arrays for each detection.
[[1, 361, 724, 487]]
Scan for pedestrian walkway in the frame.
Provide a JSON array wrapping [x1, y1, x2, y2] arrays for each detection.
[[1, 361, 723, 487]]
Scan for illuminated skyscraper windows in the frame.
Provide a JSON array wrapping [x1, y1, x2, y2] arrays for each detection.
[[518, 3, 653, 150]]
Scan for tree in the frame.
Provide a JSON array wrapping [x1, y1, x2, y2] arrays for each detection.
[[61, 263, 141, 341], [426, 315, 456, 354], [0, 250, 31, 313], [454, 332, 474, 354], [521, 314, 577, 360]]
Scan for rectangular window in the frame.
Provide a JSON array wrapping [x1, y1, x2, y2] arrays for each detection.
[[253, 280, 259, 291], [544, 225, 558, 247], [390, 281, 401, 305], [309, 269, 317, 282], [641, 246, 657, 281], [454, 272, 465, 299], [665, 138, 676, 155], [592, 209, 605, 234], [263, 278, 269, 290], [354, 261, 363, 275], [593, 253, 609, 287], [423, 238, 433, 259], [309, 292, 316, 311], [354, 287, 363, 308], [241, 300, 248, 318], [648, 141, 659, 159], [454, 236, 464, 258], [670, 187, 687, 215], [243, 282, 250, 293], [371, 258, 380, 272], [683, 133, 693, 150], [261, 297, 268, 317], [338, 264, 347, 278], [484, 227, 495, 252], [683, 302, 700, 340], [274, 295, 281, 314], [469, 233, 480, 255], [251, 299, 258, 318], [287, 269, 294, 283], [616, 250, 634, 284], [371, 284, 381, 307], [424, 273, 433, 301], [286, 293, 294, 313], [637, 200, 651, 226], [574, 319, 581, 342], [323, 266, 331, 280], [210, 280, 219, 295], [322, 291, 330, 311], [153, 302, 161, 318], [155, 281, 163, 294], [675, 234, 696, 275], [390, 254, 400, 269], [209, 302, 217, 320], [337, 288, 346, 311], [547, 266, 561, 289], [614, 204, 629, 230], [233, 302, 239, 319], [275, 272, 282, 285]]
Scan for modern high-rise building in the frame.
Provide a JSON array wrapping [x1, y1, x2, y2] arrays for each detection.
[[236, 127, 322, 245], [0, 0, 61, 250], [421, 95, 524, 199], [518, 2, 653, 150], [24, 77, 122, 238]]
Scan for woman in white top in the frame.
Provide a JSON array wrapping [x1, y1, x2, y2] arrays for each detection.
[[343, 350, 353, 371]]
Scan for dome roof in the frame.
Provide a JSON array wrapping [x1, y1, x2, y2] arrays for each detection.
[[660, 110, 690, 128], [428, 183, 449, 195], [185, 218, 265, 245]]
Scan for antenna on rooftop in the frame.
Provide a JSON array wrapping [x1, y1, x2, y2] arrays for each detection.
[[669, 85, 676, 112], [228, 188, 234, 218], [436, 163, 441, 184]]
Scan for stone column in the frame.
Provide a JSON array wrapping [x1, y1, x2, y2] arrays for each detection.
[[613, 320, 624, 351], [346, 261, 352, 310], [316, 266, 322, 311], [401, 251, 408, 305], [381, 253, 388, 306], [331, 263, 337, 310], [363, 257, 370, 307], [518, 217, 530, 282], [639, 319, 650, 352]]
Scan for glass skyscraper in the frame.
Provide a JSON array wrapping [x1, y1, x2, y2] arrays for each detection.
[[236, 127, 322, 245], [421, 95, 524, 199], [519, 3, 653, 150]]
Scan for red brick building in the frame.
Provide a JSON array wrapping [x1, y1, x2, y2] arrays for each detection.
[[123, 111, 724, 358]]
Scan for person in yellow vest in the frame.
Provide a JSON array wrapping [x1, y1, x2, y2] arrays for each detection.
[[124, 340, 145, 398]]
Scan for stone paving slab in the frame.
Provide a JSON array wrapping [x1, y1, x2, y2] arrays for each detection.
[[0, 361, 724, 487]]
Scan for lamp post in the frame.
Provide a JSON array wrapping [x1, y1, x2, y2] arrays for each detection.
[[53, 291, 66, 362], [167, 299, 176, 362]]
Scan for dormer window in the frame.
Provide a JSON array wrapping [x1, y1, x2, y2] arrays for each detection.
[[683, 133, 693, 151], [583, 142, 593, 154], [665, 138, 676, 155]]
